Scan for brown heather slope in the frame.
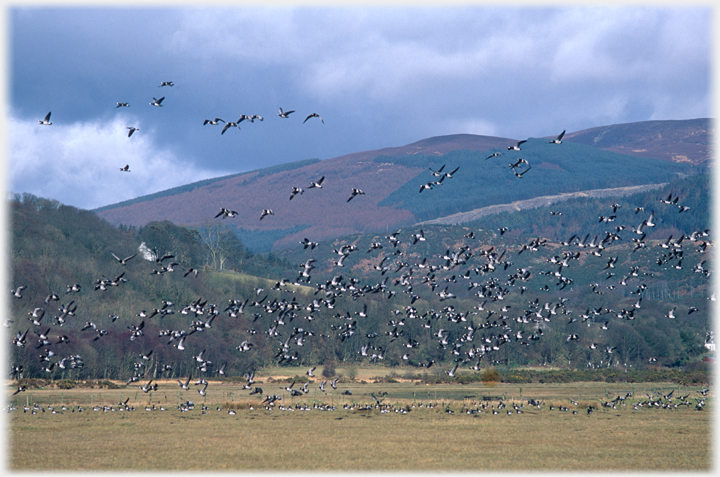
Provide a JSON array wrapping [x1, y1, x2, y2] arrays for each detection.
[[562, 118, 712, 165], [95, 134, 514, 249]]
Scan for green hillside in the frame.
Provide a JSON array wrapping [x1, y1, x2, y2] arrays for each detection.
[[377, 138, 698, 221]]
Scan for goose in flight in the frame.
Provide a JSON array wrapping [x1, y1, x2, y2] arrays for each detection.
[[508, 139, 526, 151], [126, 127, 139, 137], [277, 107, 295, 118], [149, 97, 165, 107], [260, 209, 274, 220], [119, 164, 130, 172], [38, 112, 52, 125], [308, 176, 325, 189], [11, 286, 26, 298], [513, 164, 532, 178], [289, 186, 304, 200], [486, 152, 502, 160], [303, 113, 324, 124], [549, 130, 566, 144], [203, 118, 225, 125], [115, 102, 130, 108], [215, 207, 238, 219], [347, 188, 365, 202], [112, 252, 137, 265], [221, 121, 238, 134], [159, 81, 174, 87]]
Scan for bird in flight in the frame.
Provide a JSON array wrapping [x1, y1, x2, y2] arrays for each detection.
[[508, 139, 527, 151], [115, 102, 130, 108], [549, 130, 566, 144], [221, 121, 238, 135], [126, 127, 139, 137], [38, 112, 52, 125], [149, 97, 165, 107], [159, 81, 174, 87], [215, 207, 238, 219], [303, 113, 324, 124], [308, 176, 325, 189], [277, 107, 295, 118], [347, 188, 365, 202], [203, 118, 225, 126], [289, 186, 304, 200], [119, 164, 131, 172], [260, 209, 274, 220]]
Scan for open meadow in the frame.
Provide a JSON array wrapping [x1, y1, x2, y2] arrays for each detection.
[[6, 370, 713, 472]]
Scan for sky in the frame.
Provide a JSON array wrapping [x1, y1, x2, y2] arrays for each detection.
[[5, 3, 713, 211]]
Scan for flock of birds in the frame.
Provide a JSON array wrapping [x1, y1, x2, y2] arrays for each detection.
[[37, 80, 326, 173], [19, 84, 711, 412]]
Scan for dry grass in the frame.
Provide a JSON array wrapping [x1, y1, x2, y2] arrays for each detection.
[[7, 380, 713, 471]]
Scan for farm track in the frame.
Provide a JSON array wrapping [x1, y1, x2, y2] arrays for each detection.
[[419, 182, 668, 226]]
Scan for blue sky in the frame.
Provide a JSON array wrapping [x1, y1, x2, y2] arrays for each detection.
[[6, 4, 712, 210]]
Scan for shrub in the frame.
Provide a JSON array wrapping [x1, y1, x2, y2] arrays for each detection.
[[481, 368, 500, 384]]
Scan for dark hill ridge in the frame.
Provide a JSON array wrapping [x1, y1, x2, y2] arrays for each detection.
[[94, 119, 707, 252]]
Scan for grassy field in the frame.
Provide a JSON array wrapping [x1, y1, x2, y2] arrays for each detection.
[[6, 374, 713, 472]]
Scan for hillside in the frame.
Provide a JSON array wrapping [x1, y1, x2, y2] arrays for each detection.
[[93, 119, 708, 253], [8, 178, 713, 382]]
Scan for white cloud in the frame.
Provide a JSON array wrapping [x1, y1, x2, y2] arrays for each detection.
[[8, 113, 225, 210]]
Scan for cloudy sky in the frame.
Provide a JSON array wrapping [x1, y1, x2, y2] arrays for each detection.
[[6, 4, 712, 210]]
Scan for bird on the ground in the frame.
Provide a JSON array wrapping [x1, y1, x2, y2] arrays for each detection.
[[38, 112, 52, 125], [303, 113, 324, 124]]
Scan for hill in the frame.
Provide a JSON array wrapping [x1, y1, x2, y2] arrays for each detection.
[[93, 119, 707, 253]]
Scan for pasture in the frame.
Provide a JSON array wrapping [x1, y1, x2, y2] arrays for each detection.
[[6, 374, 713, 471]]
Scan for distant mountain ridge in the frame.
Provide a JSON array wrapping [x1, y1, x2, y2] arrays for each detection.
[[94, 119, 710, 252]]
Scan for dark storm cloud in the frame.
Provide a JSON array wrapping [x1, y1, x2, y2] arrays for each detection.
[[8, 5, 711, 209]]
